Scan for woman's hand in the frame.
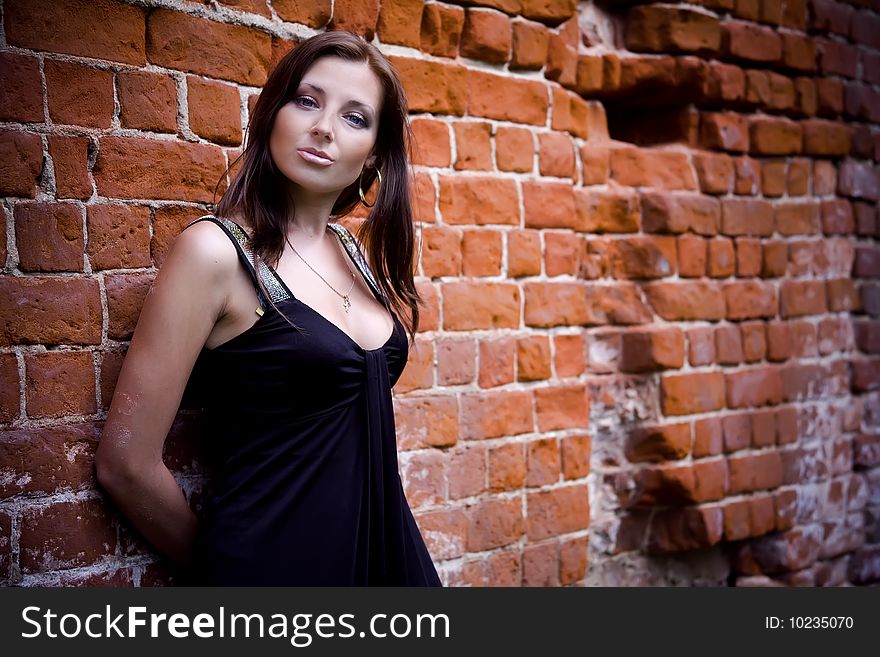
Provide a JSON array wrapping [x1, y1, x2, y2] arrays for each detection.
[[95, 220, 237, 567]]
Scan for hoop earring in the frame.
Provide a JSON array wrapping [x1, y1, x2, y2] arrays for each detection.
[[359, 168, 382, 208]]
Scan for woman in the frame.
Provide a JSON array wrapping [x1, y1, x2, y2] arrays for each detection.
[[95, 31, 442, 586]]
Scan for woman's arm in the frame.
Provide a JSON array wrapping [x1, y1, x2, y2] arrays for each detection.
[[95, 221, 237, 567]]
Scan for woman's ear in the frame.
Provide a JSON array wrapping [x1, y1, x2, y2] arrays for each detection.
[[365, 152, 377, 169]]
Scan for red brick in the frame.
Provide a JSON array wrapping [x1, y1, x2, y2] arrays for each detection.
[[707, 238, 734, 277], [25, 351, 96, 418], [816, 77, 845, 116], [460, 8, 511, 63], [15, 202, 83, 273], [439, 176, 518, 225], [511, 18, 550, 70], [151, 205, 204, 267], [419, 2, 464, 58], [526, 484, 589, 540], [447, 446, 487, 500], [733, 156, 761, 195], [420, 226, 460, 278], [0, 354, 20, 422], [187, 77, 242, 146], [117, 70, 177, 133], [693, 151, 734, 195], [148, 9, 271, 86], [645, 281, 725, 321], [723, 20, 782, 62], [19, 499, 117, 574], [538, 132, 575, 179], [515, 335, 550, 382], [394, 396, 458, 450], [620, 328, 685, 372], [461, 230, 502, 276], [723, 280, 777, 319], [488, 442, 526, 492], [826, 279, 860, 313], [781, 31, 816, 71], [466, 497, 525, 551], [626, 5, 721, 55], [715, 325, 744, 365], [583, 283, 654, 325], [273, 0, 331, 28], [544, 233, 582, 277], [721, 198, 774, 236], [722, 412, 751, 451], [535, 384, 588, 431], [0, 277, 102, 346], [523, 182, 577, 230], [495, 127, 534, 173], [610, 147, 697, 190], [661, 371, 726, 415], [688, 327, 716, 367], [519, 0, 577, 23], [416, 508, 466, 561], [461, 390, 533, 440], [816, 38, 858, 78], [466, 69, 547, 125], [561, 434, 590, 480], [478, 336, 514, 388], [521, 542, 558, 587], [748, 116, 802, 155], [703, 60, 746, 103], [410, 118, 450, 168], [838, 161, 880, 202], [775, 201, 820, 236], [641, 192, 720, 235], [700, 111, 749, 152], [802, 119, 852, 156], [94, 137, 226, 203], [43, 60, 113, 129], [580, 144, 609, 186], [626, 423, 691, 463], [822, 199, 855, 235], [741, 321, 767, 362], [507, 229, 541, 277], [647, 506, 723, 553], [0, 52, 42, 123], [452, 122, 491, 171], [551, 88, 603, 140], [786, 158, 810, 196], [559, 535, 588, 585], [544, 31, 577, 88], [677, 234, 707, 278], [694, 417, 723, 457], [400, 451, 443, 509], [330, 0, 380, 37], [87, 204, 151, 271], [780, 280, 827, 317], [760, 241, 787, 278], [608, 236, 677, 280], [576, 189, 641, 233], [554, 333, 585, 377], [760, 159, 785, 197], [443, 281, 519, 330], [728, 451, 784, 494], [105, 272, 155, 340], [47, 136, 90, 201], [526, 438, 560, 486], [5, 0, 146, 65], [735, 237, 761, 276], [726, 366, 784, 408], [794, 76, 817, 116], [389, 56, 466, 115]]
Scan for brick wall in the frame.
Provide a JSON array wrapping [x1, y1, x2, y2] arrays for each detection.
[[0, 0, 877, 587]]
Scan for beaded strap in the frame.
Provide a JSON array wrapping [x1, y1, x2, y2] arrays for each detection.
[[209, 216, 290, 304], [327, 223, 387, 307]]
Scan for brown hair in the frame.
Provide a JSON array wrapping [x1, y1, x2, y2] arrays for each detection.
[[215, 30, 421, 343]]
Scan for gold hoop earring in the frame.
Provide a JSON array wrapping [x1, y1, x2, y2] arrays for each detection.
[[359, 168, 382, 208]]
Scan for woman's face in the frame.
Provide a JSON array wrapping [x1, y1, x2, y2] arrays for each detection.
[[269, 55, 383, 200]]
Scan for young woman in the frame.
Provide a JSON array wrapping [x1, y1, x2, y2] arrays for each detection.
[[95, 31, 442, 586]]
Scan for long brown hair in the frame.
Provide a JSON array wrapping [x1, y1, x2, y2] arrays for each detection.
[[215, 30, 421, 343]]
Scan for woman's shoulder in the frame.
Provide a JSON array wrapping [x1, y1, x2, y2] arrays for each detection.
[[164, 215, 242, 285]]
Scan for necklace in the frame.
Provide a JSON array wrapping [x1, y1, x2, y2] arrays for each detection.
[[285, 230, 356, 313]]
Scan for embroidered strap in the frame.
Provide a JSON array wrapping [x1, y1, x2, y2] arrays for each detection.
[[327, 223, 387, 307]]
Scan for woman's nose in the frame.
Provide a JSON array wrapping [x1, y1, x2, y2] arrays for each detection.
[[310, 114, 333, 140]]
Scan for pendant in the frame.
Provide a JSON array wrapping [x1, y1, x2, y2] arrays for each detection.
[[342, 295, 351, 313]]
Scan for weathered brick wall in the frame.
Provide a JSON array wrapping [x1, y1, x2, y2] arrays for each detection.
[[0, 0, 877, 587]]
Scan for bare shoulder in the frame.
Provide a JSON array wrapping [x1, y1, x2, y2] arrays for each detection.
[[162, 218, 241, 286]]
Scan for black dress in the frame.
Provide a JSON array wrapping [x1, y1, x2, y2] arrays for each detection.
[[188, 215, 442, 586]]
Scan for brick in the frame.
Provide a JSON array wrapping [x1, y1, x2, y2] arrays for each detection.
[[507, 229, 541, 277], [522, 542, 559, 587], [94, 137, 226, 203], [44, 60, 113, 129], [117, 71, 178, 134], [273, 0, 331, 28], [106, 272, 155, 340], [525, 282, 589, 326], [390, 56, 467, 115], [723, 20, 782, 62], [554, 333, 585, 377], [538, 132, 575, 179], [609, 147, 697, 190], [460, 389, 533, 440], [561, 434, 590, 480], [780, 280, 827, 317], [526, 438, 560, 486], [722, 412, 751, 451], [703, 60, 745, 103], [516, 335, 551, 382], [576, 189, 641, 233], [793, 76, 817, 116], [478, 336, 514, 388], [748, 116, 802, 155], [187, 77, 242, 147], [151, 205, 205, 267], [741, 321, 767, 361], [495, 127, 534, 173], [535, 384, 588, 431], [410, 118, 450, 168], [761, 159, 786, 197], [0, 354, 20, 423], [728, 451, 784, 494], [716, 325, 744, 365], [626, 423, 691, 463], [786, 158, 810, 196], [647, 506, 723, 553], [694, 417, 722, 457], [855, 246, 880, 277], [815, 77, 844, 115], [439, 176, 518, 225], [526, 484, 589, 540], [838, 161, 880, 202], [678, 234, 707, 277], [826, 279, 860, 312], [735, 237, 761, 276], [466, 497, 525, 551], [511, 19, 550, 70], [461, 230, 502, 276], [0, 52, 42, 123], [5, 0, 146, 65], [700, 111, 749, 152], [721, 198, 774, 236], [523, 182, 577, 230], [625, 5, 721, 54], [781, 31, 816, 71], [87, 204, 151, 270], [416, 508, 466, 561], [420, 226, 461, 278], [544, 232, 582, 277], [707, 238, 735, 277], [661, 372, 726, 415], [448, 446, 487, 499], [620, 328, 685, 372], [401, 451, 443, 508], [420, 2, 464, 58], [559, 535, 588, 585], [645, 281, 725, 321], [723, 280, 777, 319], [733, 156, 761, 195], [725, 366, 784, 408], [775, 201, 820, 235], [330, 0, 380, 37], [15, 203, 83, 273], [460, 8, 511, 63], [822, 199, 854, 235], [489, 442, 526, 492], [394, 396, 458, 450], [452, 121, 491, 171], [46, 136, 91, 201], [608, 236, 677, 280], [0, 277, 102, 346], [802, 119, 852, 156], [148, 9, 271, 86], [376, 0, 422, 48], [25, 351, 96, 418], [693, 151, 734, 194], [816, 39, 858, 78], [545, 32, 577, 87], [583, 284, 654, 325], [551, 88, 603, 140], [641, 192, 720, 235], [574, 53, 603, 95], [466, 69, 547, 125], [688, 327, 716, 367]]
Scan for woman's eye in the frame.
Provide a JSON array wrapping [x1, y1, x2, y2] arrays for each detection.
[[295, 96, 317, 108], [346, 113, 368, 128]]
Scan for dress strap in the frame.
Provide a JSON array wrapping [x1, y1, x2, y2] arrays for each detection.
[[187, 215, 291, 308], [328, 223, 388, 309]]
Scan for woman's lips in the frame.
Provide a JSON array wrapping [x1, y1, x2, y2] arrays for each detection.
[[297, 149, 334, 166]]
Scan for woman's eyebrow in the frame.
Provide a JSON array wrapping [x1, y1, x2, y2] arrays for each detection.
[[299, 82, 375, 114]]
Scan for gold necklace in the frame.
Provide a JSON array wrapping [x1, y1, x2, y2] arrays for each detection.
[[285, 232, 356, 313]]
